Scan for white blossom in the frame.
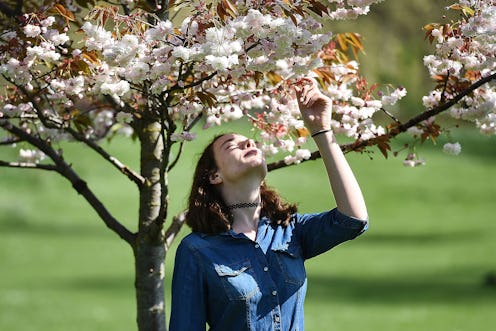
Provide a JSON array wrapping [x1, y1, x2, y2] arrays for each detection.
[[100, 80, 130, 97], [19, 149, 46, 163], [443, 142, 462, 155], [40, 17, 56, 27], [22, 24, 41, 38]]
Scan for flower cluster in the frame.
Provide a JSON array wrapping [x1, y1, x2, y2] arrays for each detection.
[[0, 0, 404, 164], [326, 63, 407, 140], [325, 0, 385, 20], [422, 1, 496, 139], [1, 0, 492, 167]]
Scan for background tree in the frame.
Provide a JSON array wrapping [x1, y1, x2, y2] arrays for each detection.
[[1, 0, 495, 330]]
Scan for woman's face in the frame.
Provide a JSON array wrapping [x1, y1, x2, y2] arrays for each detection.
[[211, 134, 267, 184]]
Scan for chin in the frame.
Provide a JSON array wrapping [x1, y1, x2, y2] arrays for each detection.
[[257, 162, 268, 179], [246, 161, 267, 179]]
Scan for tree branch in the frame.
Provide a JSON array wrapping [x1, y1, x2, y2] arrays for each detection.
[[65, 127, 146, 188], [267, 71, 496, 171], [164, 210, 186, 249], [185, 112, 203, 131], [440, 71, 450, 104], [156, 96, 175, 228], [167, 111, 203, 172], [167, 141, 183, 172], [166, 71, 218, 94], [0, 160, 58, 171], [0, 120, 136, 245], [0, 137, 22, 145], [393, 71, 496, 134]]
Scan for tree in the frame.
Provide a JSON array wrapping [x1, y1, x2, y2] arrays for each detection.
[[0, 0, 494, 330]]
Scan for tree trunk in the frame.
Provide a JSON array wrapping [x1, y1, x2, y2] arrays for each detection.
[[135, 119, 167, 331], [134, 241, 167, 331]]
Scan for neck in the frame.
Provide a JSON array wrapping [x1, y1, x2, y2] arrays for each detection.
[[220, 175, 262, 207], [220, 178, 262, 237], [229, 204, 261, 242]]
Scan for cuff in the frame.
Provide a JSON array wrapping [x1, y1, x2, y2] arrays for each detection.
[[332, 208, 369, 234]]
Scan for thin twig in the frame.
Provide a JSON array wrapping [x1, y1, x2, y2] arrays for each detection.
[[156, 95, 175, 227], [0, 137, 22, 145], [168, 112, 203, 172], [65, 127, 146, 187], [440, 71, 450, 104], [167, 141, 183, 171], [380, 107, 401, 124], [0, 160, 58, 171], [185, 112, 203, 131], [166, 72, 218, 93], [164, 210, 186, 249]]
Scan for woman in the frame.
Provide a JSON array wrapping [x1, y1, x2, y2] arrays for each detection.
[[169, 78, 369, 331]]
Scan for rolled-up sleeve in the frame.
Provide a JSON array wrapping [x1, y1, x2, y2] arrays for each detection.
[[294, 208, 368, 260], [169, 240, 207, 331]]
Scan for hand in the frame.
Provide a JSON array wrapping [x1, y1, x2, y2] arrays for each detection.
[[293, 78, 333, 134]]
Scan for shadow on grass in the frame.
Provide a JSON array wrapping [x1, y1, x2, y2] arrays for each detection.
[[47, 275, 134, 292], [307, 272, 496, 305], [354, 230, 487, 245], [2, 211, 485, 244], [0, 209, 123, 238]]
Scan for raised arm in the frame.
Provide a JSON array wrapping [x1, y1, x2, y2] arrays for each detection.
[[294, 78, 368, 220]]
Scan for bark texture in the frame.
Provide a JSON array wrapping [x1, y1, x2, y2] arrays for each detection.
[[135, 119, 167, 331]]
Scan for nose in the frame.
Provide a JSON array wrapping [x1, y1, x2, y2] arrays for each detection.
[[244, 139, 255, 149]]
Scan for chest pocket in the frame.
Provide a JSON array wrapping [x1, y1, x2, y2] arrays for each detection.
[[272, 246, 306, 286], [214, 260, 260, 301]]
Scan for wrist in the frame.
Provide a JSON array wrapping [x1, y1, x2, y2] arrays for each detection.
[[311, 128, 332, 138]]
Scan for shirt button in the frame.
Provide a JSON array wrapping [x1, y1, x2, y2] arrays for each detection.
[[254, 244, 260, 248], [274, 315, 281, 322], [263, 267, 269, 272], [271, 290, 277, 296]]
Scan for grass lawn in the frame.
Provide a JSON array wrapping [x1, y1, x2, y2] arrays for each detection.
[[1, 125, 495, 331]]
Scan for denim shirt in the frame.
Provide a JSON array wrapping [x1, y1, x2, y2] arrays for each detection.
[[169, 208, 368, 331]]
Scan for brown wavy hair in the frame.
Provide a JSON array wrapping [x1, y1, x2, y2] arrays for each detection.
[[186, 134, 297, 234]]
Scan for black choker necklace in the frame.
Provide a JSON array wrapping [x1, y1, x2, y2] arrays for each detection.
[[226, 202, 260, 210]]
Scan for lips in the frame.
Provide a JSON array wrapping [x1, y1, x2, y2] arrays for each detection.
[[244, 149, 259, 157]]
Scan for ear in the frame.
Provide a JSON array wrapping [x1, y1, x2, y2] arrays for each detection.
[[209, 172, 223, 185]]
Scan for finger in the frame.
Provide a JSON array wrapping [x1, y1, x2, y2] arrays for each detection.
[[287, 88, 297, 102], [300, 84, 313, 104], [296, 77, 312, 86], [304, 90, 319, 108], [294, 77, 313, 95]]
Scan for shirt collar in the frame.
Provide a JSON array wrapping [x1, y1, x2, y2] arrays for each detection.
[[197, 217, 269, 239]]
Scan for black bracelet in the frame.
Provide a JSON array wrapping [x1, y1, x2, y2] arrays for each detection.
[[311, 129, 332, 137]]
